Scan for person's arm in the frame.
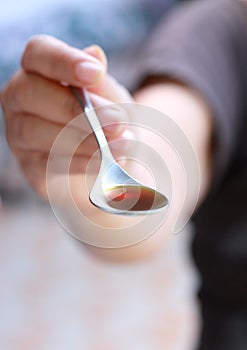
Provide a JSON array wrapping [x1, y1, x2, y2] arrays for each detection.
[[87, 81, 213, 262], [84, 0, 247, 261]]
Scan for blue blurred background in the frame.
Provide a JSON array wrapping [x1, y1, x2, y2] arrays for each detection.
[[0, 0, 174, 88]]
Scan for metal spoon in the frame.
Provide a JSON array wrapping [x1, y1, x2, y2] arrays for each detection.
[[71, 87, 168, 215]]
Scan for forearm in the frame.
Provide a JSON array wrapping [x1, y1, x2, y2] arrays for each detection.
[[134, 81, 213, 202]]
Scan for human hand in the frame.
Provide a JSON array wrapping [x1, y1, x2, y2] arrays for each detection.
[[0, 35, 133, 198]]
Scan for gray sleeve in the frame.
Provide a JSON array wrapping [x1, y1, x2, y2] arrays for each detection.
[[135, 0, 247, 187]]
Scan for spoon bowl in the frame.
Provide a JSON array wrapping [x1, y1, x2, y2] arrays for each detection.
[[71, 87, 168, 215], [90, 159, 168, 215]]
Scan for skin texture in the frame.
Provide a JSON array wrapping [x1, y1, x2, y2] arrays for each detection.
[[0, 35, 213, 262]]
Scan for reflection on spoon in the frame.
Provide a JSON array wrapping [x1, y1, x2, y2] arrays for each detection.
[[105, 185, 168, 212]]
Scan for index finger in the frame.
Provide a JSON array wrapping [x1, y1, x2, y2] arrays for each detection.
[[21, 35, 106, 87]]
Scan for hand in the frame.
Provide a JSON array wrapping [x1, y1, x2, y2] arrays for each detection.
[[0, 36, 213, 261], [0, 35, 133, 198]]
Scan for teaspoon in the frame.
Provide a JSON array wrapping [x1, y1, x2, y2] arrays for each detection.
[[71, 87, 168, 215]]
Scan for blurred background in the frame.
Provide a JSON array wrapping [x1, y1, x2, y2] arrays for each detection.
[[0, 1, 199, 349]]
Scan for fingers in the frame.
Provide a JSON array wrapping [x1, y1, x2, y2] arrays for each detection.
[[16, 127, 135, 194], [21, 35, 132, 103], [6, 112, 92, 154], [2, 69, 130, 134], [2, 70, 82, 124], [2, 35, 132, 128], [84, 45, 107, 71], [90, 74, 133, 103], [21, 35, 106, 87], [7, 111, 132, 159], [18, 150, 94, 178], [17, 150, 95, 199], [0, 35, 136, 200]]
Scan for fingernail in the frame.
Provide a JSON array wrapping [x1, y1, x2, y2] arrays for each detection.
[[86, 45, 107, 66], [75, 61, 104, 84]]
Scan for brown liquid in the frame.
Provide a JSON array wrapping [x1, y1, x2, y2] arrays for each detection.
[[105, 185, 167, 212]]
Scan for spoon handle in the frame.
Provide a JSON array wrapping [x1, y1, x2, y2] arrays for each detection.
[[71, 87, 114, 162]]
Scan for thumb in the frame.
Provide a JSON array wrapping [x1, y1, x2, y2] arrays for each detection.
[[83, 45, 132, 103], [84, 45, 108, 72]]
